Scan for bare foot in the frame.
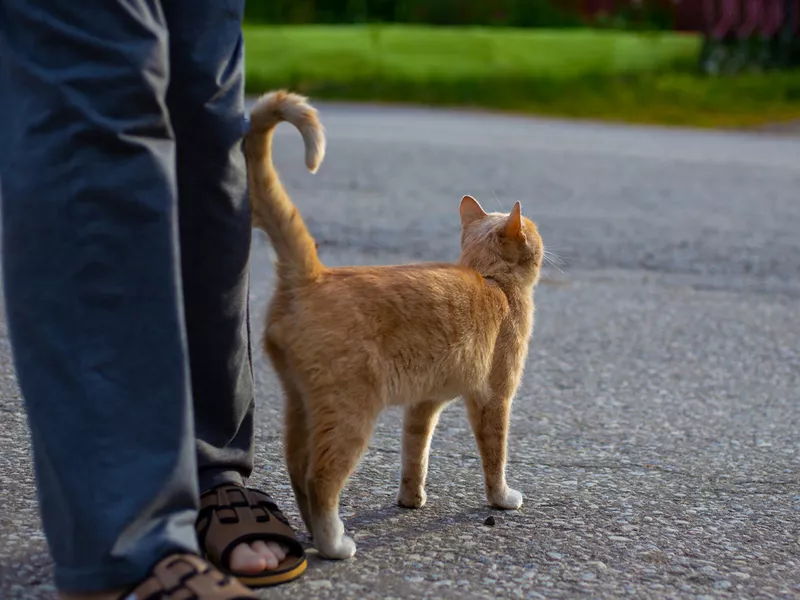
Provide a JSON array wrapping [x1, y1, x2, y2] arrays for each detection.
[[228, 539, 290, 573]]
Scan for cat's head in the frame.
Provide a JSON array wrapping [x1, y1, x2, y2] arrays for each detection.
[[458, 195, 543, 287]]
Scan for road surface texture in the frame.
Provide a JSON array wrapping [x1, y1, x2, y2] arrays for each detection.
[[1, 104, 799, 599]]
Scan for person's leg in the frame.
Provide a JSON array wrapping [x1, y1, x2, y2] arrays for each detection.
[[163, 0, 254, 495], [0, 0, 199, 594], [162, 0, 290, 573]]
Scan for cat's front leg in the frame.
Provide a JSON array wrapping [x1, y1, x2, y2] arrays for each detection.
[[397, 400, 447, 508], [465, 395, 523, 510]]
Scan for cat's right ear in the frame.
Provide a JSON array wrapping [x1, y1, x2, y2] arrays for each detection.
[[460, 195, 488, 227]]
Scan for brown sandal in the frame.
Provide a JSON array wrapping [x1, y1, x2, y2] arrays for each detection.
[[195, 484, 307, 588], [117, 553, 256, 599]]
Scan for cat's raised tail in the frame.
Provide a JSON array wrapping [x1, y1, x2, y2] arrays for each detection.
[[245, 90, 326, 285]]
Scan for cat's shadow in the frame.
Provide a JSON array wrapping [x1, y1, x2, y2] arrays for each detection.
[[348, 503, 516, 552]]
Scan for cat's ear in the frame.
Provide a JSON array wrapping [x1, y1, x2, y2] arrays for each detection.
[[460, 195, 487, 227], [504, 201, 524, 239]]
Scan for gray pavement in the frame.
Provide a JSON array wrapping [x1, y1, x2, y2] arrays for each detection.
[[1, 104, 799, 599]]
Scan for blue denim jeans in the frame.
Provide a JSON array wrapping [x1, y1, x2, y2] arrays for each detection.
[[0, 0, 254, 591]]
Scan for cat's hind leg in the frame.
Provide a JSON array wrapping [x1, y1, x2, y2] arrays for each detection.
[[397, 400, 447, 509], [305, 390, 379, 559], [267, 340, 315, 536], [465, 394, 523, 510], [284, 391, 313, 537]]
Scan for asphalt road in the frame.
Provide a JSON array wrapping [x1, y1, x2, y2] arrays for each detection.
[[1, 104, 799, 599]]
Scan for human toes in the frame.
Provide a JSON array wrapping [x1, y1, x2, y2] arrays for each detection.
[[229, 541, 269, 574], [264, 540, 287, 563]]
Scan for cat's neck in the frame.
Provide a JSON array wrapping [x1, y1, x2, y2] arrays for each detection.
[[482, 273, 534, 313]]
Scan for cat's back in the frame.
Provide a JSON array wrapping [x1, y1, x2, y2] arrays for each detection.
[[298, 262, 507, 333], [267, 262, 509, 393]]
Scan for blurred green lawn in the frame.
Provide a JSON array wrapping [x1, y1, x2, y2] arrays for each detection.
[[243, 25, 800, 128]]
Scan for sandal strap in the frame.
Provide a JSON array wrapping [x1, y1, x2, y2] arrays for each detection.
[[120, 554, 255, 600], [196, 484, 304, 573]]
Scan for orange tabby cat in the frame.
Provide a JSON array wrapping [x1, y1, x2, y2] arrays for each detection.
[[244, 91, 544, 560]]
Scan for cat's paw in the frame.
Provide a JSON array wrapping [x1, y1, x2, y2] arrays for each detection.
[[311, 512, 357, 560], [488, 487, 523, 510], [316, 534, 357, 560], [397, 486, 427, 509]]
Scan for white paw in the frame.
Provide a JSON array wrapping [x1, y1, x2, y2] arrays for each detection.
[[489, 487, 523, 510], [397, 486, 427, 509], [311, 512, 357, 560], [316, 534, 357, 560]]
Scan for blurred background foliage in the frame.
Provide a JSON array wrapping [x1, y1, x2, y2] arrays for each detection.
[[239, 1, 800, 127]]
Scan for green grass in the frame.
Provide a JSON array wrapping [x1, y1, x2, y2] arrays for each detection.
[[243, 25, 800, 128]]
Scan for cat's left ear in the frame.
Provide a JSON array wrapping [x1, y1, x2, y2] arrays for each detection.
[[504, 201, 524, 239], [460, 195, 488, 227]]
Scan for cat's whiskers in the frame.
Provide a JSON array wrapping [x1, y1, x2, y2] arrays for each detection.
[[542, 249, 566, 274], [543, 250, 566, 265], [491, 190, 505, 212]]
